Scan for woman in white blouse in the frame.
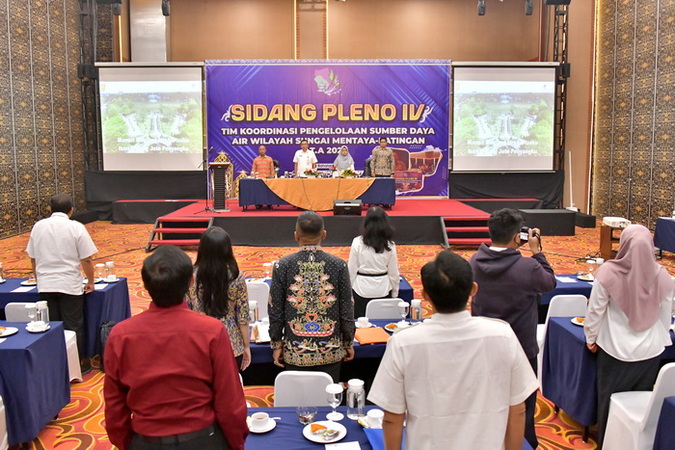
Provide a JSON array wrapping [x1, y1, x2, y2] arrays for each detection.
[[584, 224, 674, 446], [348, 206, 399, 318]]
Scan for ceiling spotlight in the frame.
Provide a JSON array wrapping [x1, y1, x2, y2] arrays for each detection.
[[477, 0, 486, 16], [525, 0, 534, 15]]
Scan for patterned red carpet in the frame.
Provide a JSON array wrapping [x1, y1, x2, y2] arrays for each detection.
[[2, 221, 674, 449]]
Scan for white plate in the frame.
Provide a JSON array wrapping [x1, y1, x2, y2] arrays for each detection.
[[302, 421, 347, 444], [570, 317, 585, 327], [247, 417, 276, 434], [384, 323, 399, 333], [20, 280, 37, 286], [26, 324, 50, 333], [0, 327, 19, 337], [104, 277, 120, 283], [355, 322, 374, 329], [0, 278, 5, 284], [577, 274, 594, 282]]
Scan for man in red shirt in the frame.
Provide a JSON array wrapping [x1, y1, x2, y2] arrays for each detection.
[[251, 145, 275, 178], [104, 246, 248, 450]]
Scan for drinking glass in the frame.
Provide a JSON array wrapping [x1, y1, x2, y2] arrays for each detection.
[[25, 303, 37, 322], [325, 383, 344, 421], [398, 301, 410, 326], [296, 406, 317, 424]]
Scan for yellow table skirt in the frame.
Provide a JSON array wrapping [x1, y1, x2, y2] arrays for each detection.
[[262, 178, 375, 211]]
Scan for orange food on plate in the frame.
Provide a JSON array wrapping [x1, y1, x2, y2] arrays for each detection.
[[576, 317, 585, 323], [0, 326, 6, 331], [310, 423, 327, 434], [385, 323, 397, 332]]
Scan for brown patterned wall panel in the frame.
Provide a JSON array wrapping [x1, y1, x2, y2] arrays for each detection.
[[0, 0, 87, 237], [592, 1, 675, 229]]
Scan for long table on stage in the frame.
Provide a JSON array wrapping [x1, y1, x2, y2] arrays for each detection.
[[239, 178, 396, 211], [0, 278, 132, 358]]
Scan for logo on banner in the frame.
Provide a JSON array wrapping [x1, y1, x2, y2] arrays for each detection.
[[314, 69, 341, 96]]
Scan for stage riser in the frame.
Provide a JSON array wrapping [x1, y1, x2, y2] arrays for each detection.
[[519, 209, 576, 236], [213, 215, 447, 247]]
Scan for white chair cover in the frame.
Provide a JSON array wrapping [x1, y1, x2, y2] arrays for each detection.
[[537, 294, 587, 386], [246, 281, 270, 320], [4, 302, 82, 382], [273, 371, 333, 407], [603, 363, 675, 450], [364, 298, 404, 320], [0, 394, 7, 450]]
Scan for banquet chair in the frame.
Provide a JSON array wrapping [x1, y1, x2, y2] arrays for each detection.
[[365, 298, 404, 320], [246, 280, 270, 320], [0, 394, 7, 450], [536, 294, 587, 386], [602, 363, 675, 450], [273, 371, 333, 407], [4, 302, 83, 382]]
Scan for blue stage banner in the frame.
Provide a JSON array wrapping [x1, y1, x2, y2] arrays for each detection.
[[206, 60, 450, 197]]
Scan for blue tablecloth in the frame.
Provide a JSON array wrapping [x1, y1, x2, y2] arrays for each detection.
[[653, 396, 675, 450], [0, 278, 132, 358], [0, 322, 70, 446], [541, 317, 675, 427], [541, 275, 593, 306], [245, 406, 533, 449], [239, 178, 396, 209], [250, 319, 412, 365], [654, 217, 675, 253]]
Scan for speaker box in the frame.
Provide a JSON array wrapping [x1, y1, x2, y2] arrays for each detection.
[[575, 212, 596, 228], [333, 200, 362, 216]]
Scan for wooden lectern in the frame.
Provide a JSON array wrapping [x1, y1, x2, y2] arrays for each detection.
[[209, 161, 232, 211]]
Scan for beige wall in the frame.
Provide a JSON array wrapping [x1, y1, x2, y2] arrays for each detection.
[[169, 0, 295, 61], [562, 1, 595, 212], [328, 0, 540, 61]]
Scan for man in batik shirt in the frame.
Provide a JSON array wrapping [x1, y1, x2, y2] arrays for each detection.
[[369, 137, 395, 177], [270, 211, 355, 382]]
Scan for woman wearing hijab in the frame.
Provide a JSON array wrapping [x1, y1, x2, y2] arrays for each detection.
[[187, 226, 251, 371], [584, 224, 674, 445], [348, 206, 399, 318], [333, 146, 355, 172]]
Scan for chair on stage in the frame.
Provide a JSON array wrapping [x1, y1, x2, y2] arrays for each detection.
[[0, 394, 7, 450], [603, 363, 675, 450], [273, 371, 333, 407], [4, 302, 83, 382], [365, 298, 404, 320], [536, 294, 587, 386], [246, 280, 270, 320]]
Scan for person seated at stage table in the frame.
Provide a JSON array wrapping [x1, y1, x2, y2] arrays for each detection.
[[269, 211, 355, 382], [348, 206, 399, 318], [103, 246, 248, 450], [250, 145, 275, 178], [369, 137, 395, 177], [333, 145, 355, 172], [584, 224, 674, 447], [293, 139, 317, 177], [368, 250, 538, 450], [187, 226, 251, 372]]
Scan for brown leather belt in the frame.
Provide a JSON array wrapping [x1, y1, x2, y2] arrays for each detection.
[[137, 424, 215, 445]]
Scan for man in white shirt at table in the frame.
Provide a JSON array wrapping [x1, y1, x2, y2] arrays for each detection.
[[26, 193, 98, 374], [368, 250, 538, 450], [293, 139, 317, 177]]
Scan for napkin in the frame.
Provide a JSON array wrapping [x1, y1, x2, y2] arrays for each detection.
[[355, 327, 391, 345], [325, 442, 361, 449], [363, 428, 406, 450]]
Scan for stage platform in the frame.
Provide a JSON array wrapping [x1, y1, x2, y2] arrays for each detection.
[[122, 197, 545, 247]]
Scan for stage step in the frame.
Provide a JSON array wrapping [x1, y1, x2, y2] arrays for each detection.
[[147, 239, 201, 247], [448, 237, 491, 246], [146, 217, 214, 252], [445, 226, 489, 233]]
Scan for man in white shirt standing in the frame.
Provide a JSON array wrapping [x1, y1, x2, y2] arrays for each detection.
[[26, 194, 98, 374], [293, 139, 317, 177], [368, 250, 538, 450]]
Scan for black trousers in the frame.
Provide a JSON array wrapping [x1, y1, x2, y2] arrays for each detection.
[[525, 356, 539, 449], [596, 348, 660, 446], [130, 425, 228, 450], [352, 289, 392, 319], [39, 292, 85, 358], [284, 361, 342, 383]]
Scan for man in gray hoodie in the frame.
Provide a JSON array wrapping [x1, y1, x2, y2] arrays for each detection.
[[470, 208, 556, 449]]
